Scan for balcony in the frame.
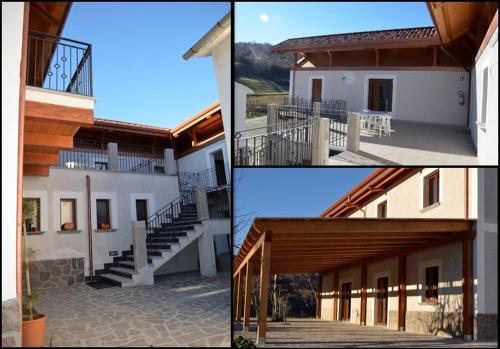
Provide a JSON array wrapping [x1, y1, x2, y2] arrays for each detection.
[[26, 30, 93, 97], [57, 141, 168, 175]]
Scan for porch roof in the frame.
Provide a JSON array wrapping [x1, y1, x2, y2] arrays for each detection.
[[233, 218, 475, 276]]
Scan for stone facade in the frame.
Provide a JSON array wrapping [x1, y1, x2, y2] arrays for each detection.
[[476, 313, 498, 341], [406, 311, 461, 337], [27, 258, 84, 289], [2, 298, 21, 347], [388, 310, 398, 330]]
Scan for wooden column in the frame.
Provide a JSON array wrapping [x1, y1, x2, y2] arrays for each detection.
[[235, 271, 243, 322], [327, 51, 333, 67], [316, 275, 323, 319], [462, 237, 473, 340], [233, 274, 238, 320], [236, 265, 246, 322], [398, 255, 407, 331], [292, 53, 298, 68], [360, 264, 367, 325], [243, 260, 254, 332], [256, 231, 272, 345], [332, 271, 339, 321]]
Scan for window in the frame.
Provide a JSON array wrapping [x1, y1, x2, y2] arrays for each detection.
[[135, 199, 148, 222], [423, 170, 439, 207], [96, 199, 111, 228], [95, 161, 108, 170], [424, 266, 439, 301], [480, 67, 488, 125], [60, 199, 77, 230], [377, 201, 387, 218], [153, 165, 165, 174], [23, 198, 41, 232]]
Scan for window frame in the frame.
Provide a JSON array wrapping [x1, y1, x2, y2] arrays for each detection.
[[424, 265, 439, 303], [60, 198, 77, 229], [23, 198, 41, 232], [423, 170, 439, 208], [96, 199, 111, 228], [377, 200, 387, 218]]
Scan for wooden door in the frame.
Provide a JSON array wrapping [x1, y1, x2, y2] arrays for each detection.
[[135, 199, 148, 222], [375, 277, 389, 325], [312, 79, 322, 102], [340, 282, 352, 321], [368, 79, 393, 111]]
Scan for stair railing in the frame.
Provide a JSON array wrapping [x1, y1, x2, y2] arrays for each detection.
[[145, 191, 196, 232]]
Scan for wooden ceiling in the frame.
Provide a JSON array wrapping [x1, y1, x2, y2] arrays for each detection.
[[427, 2, 498, 67], [234, 218, 475, 276]]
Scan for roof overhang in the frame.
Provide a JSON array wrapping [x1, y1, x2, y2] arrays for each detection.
[[170, 101, 221, 137], [233, 218, 476, 276], [183, 11, 231, 60], [91, 118, 171, 138]]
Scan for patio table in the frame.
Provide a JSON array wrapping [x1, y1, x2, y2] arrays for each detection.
[[359, 109, 392, 137]]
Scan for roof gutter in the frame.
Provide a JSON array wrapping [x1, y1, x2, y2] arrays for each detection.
[[183, 11, 231, 60]]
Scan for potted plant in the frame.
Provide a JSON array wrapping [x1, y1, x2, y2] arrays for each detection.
[[62, 222, 75, 231], [22, 200, 47, 347], [99, 223, 110, 229]]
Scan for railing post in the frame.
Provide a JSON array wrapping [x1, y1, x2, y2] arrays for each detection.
[[164, 148, 177, 176], [313, 101, 321, 117], [195, 186, 209, 220], [346, 112, 360, 153], [267, 104, 277, 133], [107, 142, 118, 171], [311, 117, 330, 165]]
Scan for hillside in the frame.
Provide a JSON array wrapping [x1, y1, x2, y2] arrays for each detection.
[[235, 42, 292, 93]]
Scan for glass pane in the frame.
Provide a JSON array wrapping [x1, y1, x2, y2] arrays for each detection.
[[136, 200, 147, 221], [61, 201, 74, 225], [97, 200, 109, 225], [24, 198, 40, 231]]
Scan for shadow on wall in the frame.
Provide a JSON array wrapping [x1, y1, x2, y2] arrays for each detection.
[[419, 294, 463, 337]]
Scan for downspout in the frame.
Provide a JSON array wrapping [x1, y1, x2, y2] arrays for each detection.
[[465, 168, 469, 219], [439, 44, 472, 127], [86, 175, 94, 282]]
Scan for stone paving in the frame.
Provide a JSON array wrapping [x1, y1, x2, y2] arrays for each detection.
[[37, 271, 230, 347], [234, 318, 498, 348]]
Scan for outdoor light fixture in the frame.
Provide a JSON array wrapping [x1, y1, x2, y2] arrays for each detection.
[[341, 76, 347, 82]]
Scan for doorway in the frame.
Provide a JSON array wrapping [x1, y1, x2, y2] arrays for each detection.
[[375, 276, 389, 326], [368, 79, 393, 111], [311, 78, 323, 102], [135, 199, 148, 222], [211, 149, 227, 186], [340, 282, 352, 321]]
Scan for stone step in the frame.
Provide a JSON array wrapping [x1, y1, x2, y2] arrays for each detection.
[[118, 260, 135, 269], [109, 267, 137, 279], [146, 231, 188, 238], [100, 273, 131, 286]]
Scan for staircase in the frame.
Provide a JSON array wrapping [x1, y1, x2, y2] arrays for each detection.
[[98, 199, 204, 287]]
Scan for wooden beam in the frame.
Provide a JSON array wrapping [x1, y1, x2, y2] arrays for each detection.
[[462, 237, 473, 340], [243, 260, 254, 332], [256, 231, 272, 345], [23, 165, 49, 177], [24, 131, 73, 149], [292, 53, 298, 68], [23, 152, 59, 166], [234, 227, 267, 277], [360, 264, 367, 325], [375, 49, 380, 66], [433, 47, 438, 66], [332, 271, 339, 321], [25, 100, 93, 127], [316, 275, 323, 319], [398, 255, 407, 331], [327, 51, 333, 66]]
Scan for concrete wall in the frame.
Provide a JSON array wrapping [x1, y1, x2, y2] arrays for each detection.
[[235, 82, 253, 132], [348, 168, 476, 219], [154, 239, 199, 275], [469, 27, 498, 165], [23, 167, 180, 275], [293, 69, 469, 126], [177, 138, 228, 174], [2, 1, 24, 304]]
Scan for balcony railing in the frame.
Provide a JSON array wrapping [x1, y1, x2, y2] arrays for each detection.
[[27, 30, 93, 96], [178, 162, 230, 192]]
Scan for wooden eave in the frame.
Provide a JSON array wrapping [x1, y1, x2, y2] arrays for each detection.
[[171, 102, 221, 137], [233, 218, 475, 276]]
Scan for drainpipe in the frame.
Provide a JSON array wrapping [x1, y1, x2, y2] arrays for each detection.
[[439, 44, 472, 127], [465, 168, 469, 219], [86, 175, 94, 282]]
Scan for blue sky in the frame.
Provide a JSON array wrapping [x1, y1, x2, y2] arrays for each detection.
[[235, 2, 433, 44], [233, 168, 374, 250], [62, 2, 230, 128]]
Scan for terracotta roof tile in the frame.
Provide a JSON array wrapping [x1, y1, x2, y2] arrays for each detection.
[[94, 117, 170, 132], [273, 26, 438, 50]]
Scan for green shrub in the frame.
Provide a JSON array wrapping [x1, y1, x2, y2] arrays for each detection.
[[233, 336, 256, 348]]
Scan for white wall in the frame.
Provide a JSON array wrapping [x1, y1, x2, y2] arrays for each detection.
[[2, 2, 24, 302], [154, 239, 199, 275], [469, 27, 498, 165], [177, 138, 228, 174], [23, 168, 180, 275], [211, 32, 231, 162], [294, 69, 469, 125], [235, 82, 253, 132]]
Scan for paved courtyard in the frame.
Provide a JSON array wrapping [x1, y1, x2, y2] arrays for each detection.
[[37, 271, 230, 347], [234, 318, 497, 347]]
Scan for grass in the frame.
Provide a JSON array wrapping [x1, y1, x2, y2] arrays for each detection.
[[238, 77, 288, 94], [246, 92, 289, 118]]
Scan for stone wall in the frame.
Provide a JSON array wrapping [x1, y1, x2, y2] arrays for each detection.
[[2, 298, 21, 347], [28, 258, 84, 289], [476, 313, 498, 341], [406, 311, 461, 337], [388, 310, 398, 330]]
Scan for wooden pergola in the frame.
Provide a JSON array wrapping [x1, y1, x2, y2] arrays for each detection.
[[233, 218, 476, 344]]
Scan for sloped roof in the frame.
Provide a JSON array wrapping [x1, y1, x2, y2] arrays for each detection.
[[273, 26, 440, 52], [93, 117, 170, 135]]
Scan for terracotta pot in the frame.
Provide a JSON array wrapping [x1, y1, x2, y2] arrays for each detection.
[[100, 223, 110, 229], [22, 314, 47, 347], [62, 222, 75, 230]]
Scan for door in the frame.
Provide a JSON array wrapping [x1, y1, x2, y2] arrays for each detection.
[[212, 150, 227, 186], [135, 199, 148, 222], [311, 78, 323, 102], [368, 79, 393, 111], [375, 276, 389, 325], [340, 282, 352, 321]]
